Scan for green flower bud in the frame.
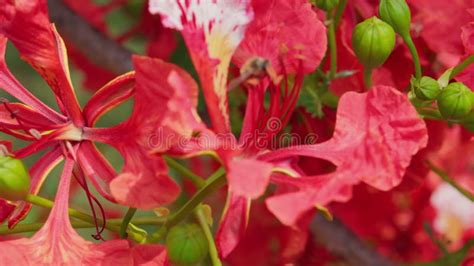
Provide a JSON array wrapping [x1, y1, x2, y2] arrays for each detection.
[[437, 82, 474, 121], [314, 0, 339, 11], [379, 0, 411, 37], [352, 17, 396, 69], [413, 76, 441, 101], [166, 223, 209, 265], [0, 156, 30, 201]]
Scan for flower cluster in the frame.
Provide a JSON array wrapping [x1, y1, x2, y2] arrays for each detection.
[[0, 0, 473, 265]]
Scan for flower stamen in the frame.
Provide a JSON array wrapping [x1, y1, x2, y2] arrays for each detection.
[[72, 166, 107, 241], [1, 98, 44, 139]]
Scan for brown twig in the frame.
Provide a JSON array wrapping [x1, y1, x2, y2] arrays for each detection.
[[46, 2, 398, 265], [311, 215, 398, 266], [47, 0, 133, 74]]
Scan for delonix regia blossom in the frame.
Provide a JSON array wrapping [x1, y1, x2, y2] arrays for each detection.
[[0, 0, 473, 265], [150, 0, 426, 259]]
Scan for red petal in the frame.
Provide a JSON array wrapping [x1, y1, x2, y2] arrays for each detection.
[[0, 36, 66, 123], [0, 1, 84, 125], [83, 71, 135, 126], [76, 141, 117, 203], [263, 86, 428, 225], [0, 140, 12, 152], [0, 102, 56, 131], [131, 243, 169, 265], [233, 0, 327, 74], [227, 158, 273, 199], [462, 22, 474, 54], [0, 199, 15, 223], [216, 194, 250, 258], [409, 0, 472, 66], [149, 0, 254, 133], [457, 64, 474, 90], [109, 149, 180, 209], [83, 56, 205, 208]]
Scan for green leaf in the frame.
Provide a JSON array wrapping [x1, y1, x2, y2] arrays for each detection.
[[299, 86, 324, 118], [298, 74, 325, 118], [437, 68, 454, 88]]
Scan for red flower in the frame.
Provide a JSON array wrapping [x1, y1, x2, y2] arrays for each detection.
[[408, 0, 474, 67], [233, 0, 327, 74], [149, 0, 422, 259], [0, 0, 198, 228], [0, 156, 169, 265], [263, 86, 428, 225], [83, 56, 203, 209]]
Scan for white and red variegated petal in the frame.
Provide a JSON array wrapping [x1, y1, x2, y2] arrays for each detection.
[[149, 0, 253, 133]]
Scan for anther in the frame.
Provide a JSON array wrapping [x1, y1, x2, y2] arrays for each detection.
[[29, 129, 42, 140]]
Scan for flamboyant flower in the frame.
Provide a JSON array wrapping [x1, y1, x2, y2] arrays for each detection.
[[150, 0, 427, 259], [0, 156, 169, 265], [149, 0, 327, 257], [216, 0, 327, 257], [0, 0, 199, 229], [82, 56, 203, 209], [262, 86, 428, 225]]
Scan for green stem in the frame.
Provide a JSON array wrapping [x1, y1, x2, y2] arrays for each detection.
[[167, 168, 226, 228], [450, 54, 474, 80], [195, 205, 222, 266], [334, 0, 348, 27], [164, 156, 206, 188], [24, 194, 127, 237], [327, 13, 338, 80], [119, 207, 137, 239], [423, 222, 449, 255], [122, 217, 167, 225], [0, 220, 95, 235], [403, 35, 422, 80], [363, 67, 373, 89], [26, 194, 101, 227], [0, 217, 169, 235], [427, 161, 474, 202]]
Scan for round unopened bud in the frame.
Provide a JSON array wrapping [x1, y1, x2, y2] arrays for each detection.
[[413, 76, 441, 101], [437, 82, 474, 121], [314, 0, 339, 11], [166, 223, 209, 265], [379, 0, 411, 37], [0, 156, 30, 201], [352, 17, 396, 69]]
